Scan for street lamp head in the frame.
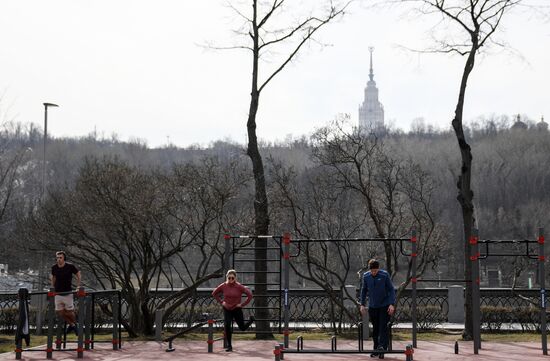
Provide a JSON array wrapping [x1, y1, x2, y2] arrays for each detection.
[[43, 102, 59, 108]]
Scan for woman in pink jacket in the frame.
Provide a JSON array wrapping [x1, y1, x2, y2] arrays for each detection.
[[212, 269, 254, 352]]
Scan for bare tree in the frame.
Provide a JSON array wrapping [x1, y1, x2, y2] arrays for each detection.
[[390, 0, 531, 339], [269, 117, 445, 329], [19, 156, 247, 336], [308, 117, 443, 273], [156, 157, 251, 327], [221, 0, 351, 337], [0, 121, 33, 263]]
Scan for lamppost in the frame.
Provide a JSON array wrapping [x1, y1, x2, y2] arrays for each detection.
[[42, 103, 59, 200], [36, 102, 58, 335]]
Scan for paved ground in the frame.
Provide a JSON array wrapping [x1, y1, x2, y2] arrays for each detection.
[[1, 340, 547, 360]]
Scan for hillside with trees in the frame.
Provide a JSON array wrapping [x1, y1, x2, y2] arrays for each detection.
[[1, 114, 549, 334]]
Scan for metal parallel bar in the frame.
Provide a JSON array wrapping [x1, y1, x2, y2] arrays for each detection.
[[472, 229, 481, 354], [283, 350, 407, 354], [90, 340, 119, 343], [46, 288, 55, 359], [411, 228, 417, 349], [234, 259, 281, 262], [225, 330, 275, 334], [388, 322, 393, 350], [231, 237, 235, 271], [225, 236, 233, 272], [207, 320, 213, 353], [472, 230, 546, 356], [29, 289, 122, 296], [118, 291, 122, 349], [111, 293, 119, 350], [82, 289, 121, 295], [236, 318, 277, 322], [15, 288, 29, 360], [17, 288, 118, 358], [164, 321, 209, 342], [55, 319, 63, 350], [297, 336, 303, 351], [279, 234, 283, 334], [539, 228, 547, 355], [406, 345, 413, 361], [283, 233, 290, 348], [91, 293, 95, 349], [81, 289, 121, 295], [84, 296, 92, 350], [19, 349, 58, 352], [77, 290, 86, 358], [358, 321, 363, 351]]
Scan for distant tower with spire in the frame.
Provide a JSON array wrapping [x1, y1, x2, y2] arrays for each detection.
[[359, 47, 385, 134]]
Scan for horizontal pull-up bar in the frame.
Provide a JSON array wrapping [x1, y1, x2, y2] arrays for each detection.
[[415, 278, 471, 283], [290, 237, 413, 258], [225, 235, 283, 239], [478, 240, 541, 260], [479, 239, 539, 244], [479, 253, 540, 259], [291, 238, 410, 243]]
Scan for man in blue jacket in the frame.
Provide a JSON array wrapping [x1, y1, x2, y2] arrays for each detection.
[[360, 259, 396, 359]]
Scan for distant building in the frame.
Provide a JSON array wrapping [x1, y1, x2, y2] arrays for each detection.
[[358, 47, 385, 134], [537, 116, 548, 131], [0, 263, 7, 275], [511, 114, 527, 130]]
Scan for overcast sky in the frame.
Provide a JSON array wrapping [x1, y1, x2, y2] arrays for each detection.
[[0, 1, 548, 148]]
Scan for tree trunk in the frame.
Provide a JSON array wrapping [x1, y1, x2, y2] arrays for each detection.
[[246, 4, 272, 337], [451, 39, 478, 340], [247, 91, 272, 338]]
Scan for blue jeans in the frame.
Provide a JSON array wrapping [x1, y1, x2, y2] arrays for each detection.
[[369, 306, 390, 350]]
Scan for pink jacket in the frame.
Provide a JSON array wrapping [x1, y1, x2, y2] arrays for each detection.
[[212, 282, 253, 310]]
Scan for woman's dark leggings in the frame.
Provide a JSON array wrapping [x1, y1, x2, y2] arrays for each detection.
[[223, 307, 252, 347]]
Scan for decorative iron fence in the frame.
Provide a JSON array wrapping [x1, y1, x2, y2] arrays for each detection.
[[1, 288, 546, 333]]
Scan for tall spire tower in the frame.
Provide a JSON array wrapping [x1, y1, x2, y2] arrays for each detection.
[[359, 47, 385, 133]]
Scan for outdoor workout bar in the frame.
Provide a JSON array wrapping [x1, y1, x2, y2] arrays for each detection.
[[279, 231, 416, 360], [411, 227, 547, 356], [15, 287, 122, 360]]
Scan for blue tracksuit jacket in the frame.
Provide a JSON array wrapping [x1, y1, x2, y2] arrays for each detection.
[[359, 269, 396, 308]]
